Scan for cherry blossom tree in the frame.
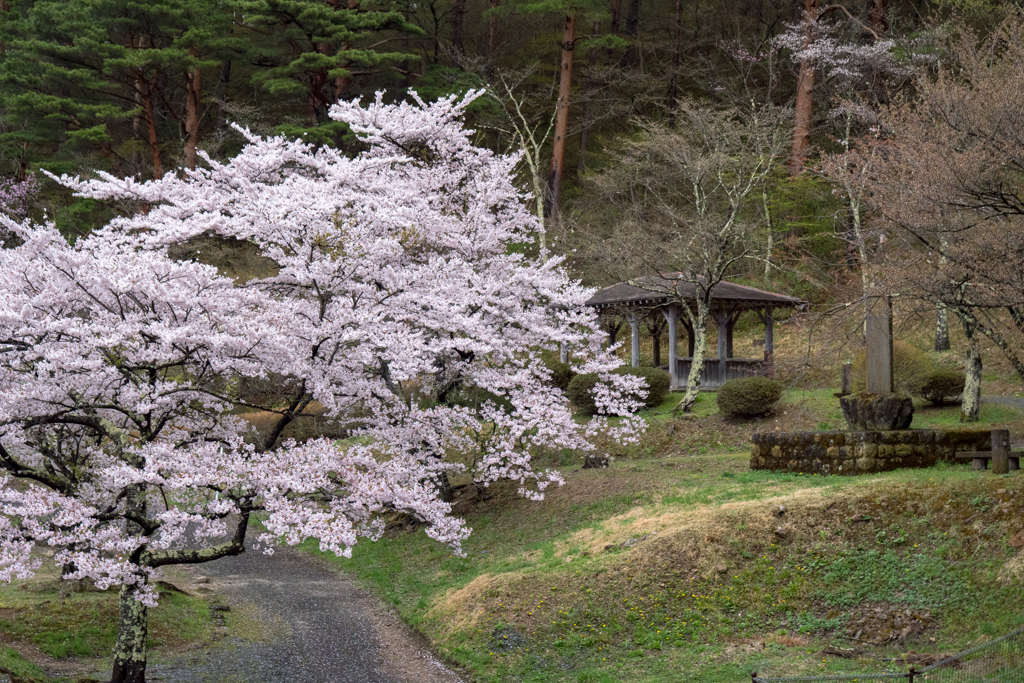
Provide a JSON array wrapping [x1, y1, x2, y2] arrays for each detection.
[[0, 176, 37, 216], [777, 6, 922, 175], [0, 91, 643, 683], [0, 175, 38, 245]]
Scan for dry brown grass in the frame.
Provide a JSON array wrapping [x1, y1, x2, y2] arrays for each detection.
[[236, 403, 352, 444], [423, 466, 1024, 651]]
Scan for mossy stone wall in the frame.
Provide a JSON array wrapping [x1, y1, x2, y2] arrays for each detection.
[[750, 429, 991, 475]]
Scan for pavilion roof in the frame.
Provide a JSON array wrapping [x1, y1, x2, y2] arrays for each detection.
[[585, 274, 803, 311]]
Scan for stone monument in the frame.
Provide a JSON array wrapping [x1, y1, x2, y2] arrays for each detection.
[[751, 295, 994, 476], [839, 295, 914, 430], [864, 295, 894, 394]]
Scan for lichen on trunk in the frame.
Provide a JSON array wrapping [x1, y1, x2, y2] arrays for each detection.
[[961, 330, 982, 423], [935, 303, 950, 352], [676, 301, 710, 413], [110, 579, 148, 683]]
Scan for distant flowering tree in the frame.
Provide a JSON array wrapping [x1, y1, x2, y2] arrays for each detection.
[[777, 4, 925, 175], [0, 91, 643, 683], [0, 176, 37, 216], [777, 16, 927, 299], [0, 175, 38, 244]]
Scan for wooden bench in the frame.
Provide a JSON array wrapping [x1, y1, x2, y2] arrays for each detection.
[[955, 451, 1022, 471], [954, 429, 1019, 474]]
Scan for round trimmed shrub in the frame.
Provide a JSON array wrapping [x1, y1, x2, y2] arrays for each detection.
[[566, 372, 600, 416], [919, 367, 966, 405], [614, 366, 672, 409], [717, 376, 784, 418], [851, 340, 930, 395], [544, 358, 577, 392]]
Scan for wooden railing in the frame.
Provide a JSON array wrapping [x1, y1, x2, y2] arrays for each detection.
[[674, 357, 768, 389]]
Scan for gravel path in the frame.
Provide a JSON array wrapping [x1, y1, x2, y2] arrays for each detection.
[[148, 548, 464, 683], [982, 395, 1024, 410]]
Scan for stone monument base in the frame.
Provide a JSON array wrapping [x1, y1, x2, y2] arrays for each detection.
[[840, 391, 914, 430], [750, 429, 990, 475]]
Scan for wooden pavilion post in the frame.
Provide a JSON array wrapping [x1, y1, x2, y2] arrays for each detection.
[[725, 311, 739, 359], [680, 316, 695, 357], [764, 306, 775, 379], [662, 304, 679, 390], [716, 309, 728, 380], [628, 313, 640, 367]]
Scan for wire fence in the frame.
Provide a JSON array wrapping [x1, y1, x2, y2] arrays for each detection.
[[752, 625, 1024, 683]]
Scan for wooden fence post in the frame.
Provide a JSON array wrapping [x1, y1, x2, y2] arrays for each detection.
[[992, 428, 1010, 475]]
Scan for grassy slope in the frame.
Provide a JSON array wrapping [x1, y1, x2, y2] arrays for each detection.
[[0, 562, 233, 682], [307, 394, 1024, 683]]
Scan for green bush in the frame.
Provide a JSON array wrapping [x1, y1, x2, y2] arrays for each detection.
[[566, 373, 600, 416], [544, 357, 577, 392], [614, 366, 671, 409], [919, 367, 966, 405], [851, 340, 930, 395], [566, 366, 672, 415], [717, 376, 784, 418]]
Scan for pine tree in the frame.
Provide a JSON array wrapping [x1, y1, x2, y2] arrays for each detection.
[[0, 0, 241, 179], [242, 0, 421, 144]]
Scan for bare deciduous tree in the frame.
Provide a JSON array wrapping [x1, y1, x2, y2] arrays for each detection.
[[850, 18, 1024, 420], [579, 99, 790, 411]]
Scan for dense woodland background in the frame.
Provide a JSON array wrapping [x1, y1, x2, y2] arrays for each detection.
[[0, 0, 1021, 326]]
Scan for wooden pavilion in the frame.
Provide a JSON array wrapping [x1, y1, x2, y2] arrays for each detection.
[[584, 275, 803, 391]]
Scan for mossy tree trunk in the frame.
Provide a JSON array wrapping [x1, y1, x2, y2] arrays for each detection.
[[111, 580, 149, 683], [935, 234, 950, 352], [106, 491, 251, 683], [961, 318, 981, 423], [112, 483, 148, 683], [935, 303, 950, 352], [676, 297, 711, 413]]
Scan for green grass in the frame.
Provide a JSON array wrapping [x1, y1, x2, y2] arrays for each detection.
[[0, 645, 47, 682], [294, 387, 1024, 682], [307, 418, 1024, 682], [0, 581, 213, 665]]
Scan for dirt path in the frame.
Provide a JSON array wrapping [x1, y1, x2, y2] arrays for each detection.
[[148, 548, 464, 683]]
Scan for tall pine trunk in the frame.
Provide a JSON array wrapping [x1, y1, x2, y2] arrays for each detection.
[[451, 0, 466, 56], [666, 0, 682, 126], [546, 13, 575, 222], [619, 0, 641, 65], [183, 50, 202, 171], [332, 0, 361, 100], [576, 20, 600, 175], [487, 0, 500, 77], [788, 0, 818, 176], [137, 69, 164, 180]]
